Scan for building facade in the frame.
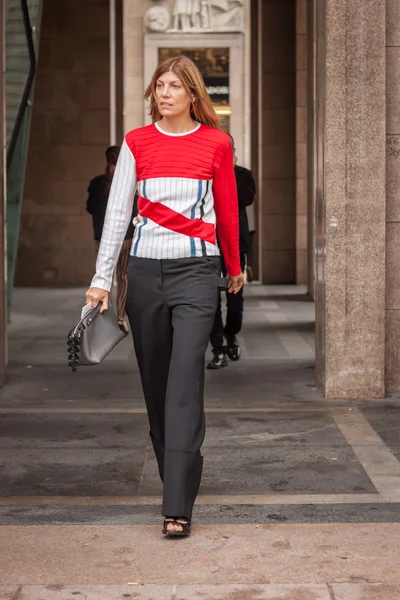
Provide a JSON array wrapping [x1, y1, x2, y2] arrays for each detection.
[[2, 0, 398, 399]]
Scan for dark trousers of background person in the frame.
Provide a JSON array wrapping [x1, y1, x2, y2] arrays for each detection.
[[210, 253, 246, 352], [96, 239, 132, 321], [247, 231, 255, 270], [125, 256, 219, 519]]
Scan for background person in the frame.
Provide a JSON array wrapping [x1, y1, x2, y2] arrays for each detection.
[[208, 135, 256, 369], [85, 55, 243, 537], [86, 146, 137, 334]]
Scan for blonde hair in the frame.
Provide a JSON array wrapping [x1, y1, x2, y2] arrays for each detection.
[[144, 55, 220, 129]]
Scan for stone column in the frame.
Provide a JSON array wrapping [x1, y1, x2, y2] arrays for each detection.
[[315, 0, 386, 398], [0, 0, 6, 387], [306, 0, 316, 299], [385, 0, 400, 391], [123, 1, 146, 132], [296, 0, 308, 285], [260, 0, 296, 283]]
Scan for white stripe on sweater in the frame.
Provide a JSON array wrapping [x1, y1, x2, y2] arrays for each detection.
[[91, 139, 137, 291]]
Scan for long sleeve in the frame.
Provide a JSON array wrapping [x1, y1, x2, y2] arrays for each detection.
[[90, 138, 137, 291], [213, 144, 241, 276]]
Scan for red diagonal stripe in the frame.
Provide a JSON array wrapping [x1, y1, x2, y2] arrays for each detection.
[[138, 196, 216, 244]]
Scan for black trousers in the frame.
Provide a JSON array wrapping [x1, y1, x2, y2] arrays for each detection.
[[210, 253, 246, 352], [125, 256, 219, 519]]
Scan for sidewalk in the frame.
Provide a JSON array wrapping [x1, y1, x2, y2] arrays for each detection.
[[0, 285, 399, 599]]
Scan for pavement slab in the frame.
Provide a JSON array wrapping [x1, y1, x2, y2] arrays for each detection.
[[141, 442, 376, 496], [0, 447, 147, 496], [0, 361, 319, 407], [0, 414, 150, 450], [2, 585, 172, 600], [0, 589, 19, 600], [0, 408, 377, 498], [360, 404, 400, 463], [331, 583, 400, 600], [2, 502, 400, 526], [175, 584, 331, 599], [0, 524, 399, 586], [0, 585, 336, 600]]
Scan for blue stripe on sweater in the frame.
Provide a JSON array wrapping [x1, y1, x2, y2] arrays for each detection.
[[133, 180, 147, 256], [190, 181, 203, 256], [133, 217, 147, 256]]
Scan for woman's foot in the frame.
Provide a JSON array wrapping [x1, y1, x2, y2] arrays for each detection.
[[118, 319, 129, 335], [162, 517, 191, 537]]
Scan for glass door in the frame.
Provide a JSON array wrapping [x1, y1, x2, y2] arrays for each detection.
[[158, 47, 231, 132]]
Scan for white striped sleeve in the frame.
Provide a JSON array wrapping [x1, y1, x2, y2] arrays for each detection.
[[90, 138, 137, 291]]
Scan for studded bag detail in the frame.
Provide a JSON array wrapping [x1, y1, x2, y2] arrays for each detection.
[[67, 302, 126, 372]]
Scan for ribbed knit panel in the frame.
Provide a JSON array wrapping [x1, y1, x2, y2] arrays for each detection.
[[127, 124, 227, 180]]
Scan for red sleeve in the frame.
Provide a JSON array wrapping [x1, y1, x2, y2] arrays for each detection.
[[213, 143, 241, 276]]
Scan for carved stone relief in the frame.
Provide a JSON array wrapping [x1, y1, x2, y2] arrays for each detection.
[[144, 0, 244, 33]]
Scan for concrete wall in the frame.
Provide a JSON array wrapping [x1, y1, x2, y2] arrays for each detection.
[[385, 0, 400, 391], [260, 0, 296, 284], [15, 0, 110, 286], [0, 0, 6, 385], [123, 1, 145, 133]]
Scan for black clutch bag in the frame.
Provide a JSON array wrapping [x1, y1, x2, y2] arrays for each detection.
[[67, 302, 127, 372]]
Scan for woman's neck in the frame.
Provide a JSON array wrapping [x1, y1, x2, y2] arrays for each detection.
[[157, 115, 197, 134]]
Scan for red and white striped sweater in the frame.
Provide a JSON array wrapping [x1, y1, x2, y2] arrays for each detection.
[[91, 122, 240, 291]]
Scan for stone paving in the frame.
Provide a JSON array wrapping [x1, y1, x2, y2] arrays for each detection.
[[0, 285, 399, 599]]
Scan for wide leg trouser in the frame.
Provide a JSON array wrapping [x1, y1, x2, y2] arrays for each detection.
[[125, 256, 219, 519]]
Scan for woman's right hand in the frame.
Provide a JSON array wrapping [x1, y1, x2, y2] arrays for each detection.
[[85, 287, 109, 312], [227, 273, 244, 294]]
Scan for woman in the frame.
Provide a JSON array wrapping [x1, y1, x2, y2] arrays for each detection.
[[85, 55, 243, 536]]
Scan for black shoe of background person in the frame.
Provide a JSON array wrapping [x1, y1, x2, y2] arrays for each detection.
[[226, 336, 241, 361], [207, 352, 228, 370]]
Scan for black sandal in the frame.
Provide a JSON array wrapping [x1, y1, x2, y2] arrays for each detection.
[[162, 516, 191, 537]]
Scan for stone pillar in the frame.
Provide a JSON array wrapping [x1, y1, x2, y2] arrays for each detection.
[[315, 0, 386, 398], [123, 1, 145, 132], [0, 0, 6, 387], [260, 0, 296, 283], [250, 0, 260, 280], [115, 0, 125, 143], [385, 0, 400, 391], [306, 0, 316, 300], [295, 0, 308, 285]]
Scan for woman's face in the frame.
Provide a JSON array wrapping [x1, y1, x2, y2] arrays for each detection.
[[155, 70, 192, 119]]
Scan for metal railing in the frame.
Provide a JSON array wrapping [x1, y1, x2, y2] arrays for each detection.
[[5, 0, 42, 314], [6, 0, 36, 170]]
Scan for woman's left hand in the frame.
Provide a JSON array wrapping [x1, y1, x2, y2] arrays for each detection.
[[227, 273, 244, 294]]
